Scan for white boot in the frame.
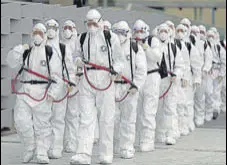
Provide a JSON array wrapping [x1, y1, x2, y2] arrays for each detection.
[[36, 154, 50, 164], [70, 154, 91, 165], [48, 149, 62, 159], [139, 143, 155, 152], [23, 150, 34, 163], [165, 137, 176, 145], [120, 150, 135, 159]]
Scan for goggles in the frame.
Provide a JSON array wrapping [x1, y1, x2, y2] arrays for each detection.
[[46, 25, 58, 31], [177, 29, 184, 33], [32, 30, 44, 38], [134, 29, 146, 34], [168, 25, 174, 31], [159, 29, 168, 33], [113, 29, 129, 37], [64, 25, 73, 31], [207, 34, 214, 38], [191, 30, 198, 36], [182, 23, 189, 29], [200, 30, 205, 35]]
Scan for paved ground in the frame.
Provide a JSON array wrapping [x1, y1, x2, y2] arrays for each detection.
[[1, 113, 226, 165]]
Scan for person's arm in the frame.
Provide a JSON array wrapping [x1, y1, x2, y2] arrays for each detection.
[[47, 48, 65, 100], [6, 44, 26, 69], [133, 45, 147, 90], [173, 47, 185, 78], [203, 44, 213, 72], [190, 44, 203, 84], [110, 32, 125, 74], [219, 46, 226, 77]]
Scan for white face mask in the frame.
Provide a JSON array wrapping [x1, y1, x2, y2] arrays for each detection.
[[118, 34, 127, 44], [63, 29, 72, 39], [176, 32, 185, 40], [87, 25, 99, 33], [33, 35, 43, 45], [47, 29, 56, 39], [208, 37, 214, 43], [134, 33, 146, 40], [159, 32, 168, 42], [200, 34, 206, 41]]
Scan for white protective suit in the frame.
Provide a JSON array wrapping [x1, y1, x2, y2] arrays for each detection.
[[132, 20, 163, 152], [70, 9, 124, 165], [61, 20, 81, 153], [180, 21, 203, 132], [175, 24, 203, 136], [207, 30, 226, 120], [45, 19, 72, 158], [193, 25, 213, 126], [6, 23, 63, 164], [113, 21, 147, 158], [155, 23, 185, 145], [220, 37, 226, 113]]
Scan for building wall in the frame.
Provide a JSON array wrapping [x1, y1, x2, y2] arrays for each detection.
[[0, 1, 225, 130]]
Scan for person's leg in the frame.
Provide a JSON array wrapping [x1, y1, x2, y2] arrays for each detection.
[[33, 100, 52, 163], [70, 92, 97, 165], [49, 99, 67, 158], [119, 93, 139, 158], [139, 73, 161, 151], [221, 76, 226, 113], [14, 98, 35, 163], [96, 85, 115, 163], [205, 75, 214, 121], [64, 95, 80, 153], [164, 79, 178, 145], [194, 78, 206, 126]]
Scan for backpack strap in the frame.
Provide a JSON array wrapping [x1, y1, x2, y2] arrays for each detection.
[[148, 35, 153, 47], [45, 45, 53, 77], [204, 41, 207, 50], [220, 40, 226, 50], [158, 53, 168, 79], [189, 35, 196, 46], [174, 39, 182, 50], [80, 32, 87, 53], [59, 43, 70, 80], [217, 44, 221, 58], [170, 43, 177, 69], [23, 47, 32, 67], [131, 41, 138, 54], [103, 30, 112, 70], [185, 42, 192, 56]]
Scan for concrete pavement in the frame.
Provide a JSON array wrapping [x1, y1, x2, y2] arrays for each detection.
[[1, 113, 226, 165]]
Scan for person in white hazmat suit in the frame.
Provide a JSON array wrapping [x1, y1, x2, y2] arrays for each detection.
[[60, 20, 81, 153], [220, 35, 226, 113], [45, 19, 73, 158], [6, 23, 64, 163], [180, 18, 202, 132], [175, 24, 203, 136], [206, 29, 226, 120], [131, 20, 163, 151], [193, 25, 213, 126], [93, 19, 112, 146], [166, 20, 182, 139], [112, 21, 147, 158], [155, 23, 185, 145], [70, 9, 124, 165]]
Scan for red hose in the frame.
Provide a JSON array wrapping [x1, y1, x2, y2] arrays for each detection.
[[115, 92, 129, 102], [68, 90, 79, 98], [83, 65, 113, 91], [11, 74, 48, 102], [159, 81, 172, 99], [53, 89, 70, 103]]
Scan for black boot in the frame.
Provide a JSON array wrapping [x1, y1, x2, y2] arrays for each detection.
[[212, 112, 219, 120]]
